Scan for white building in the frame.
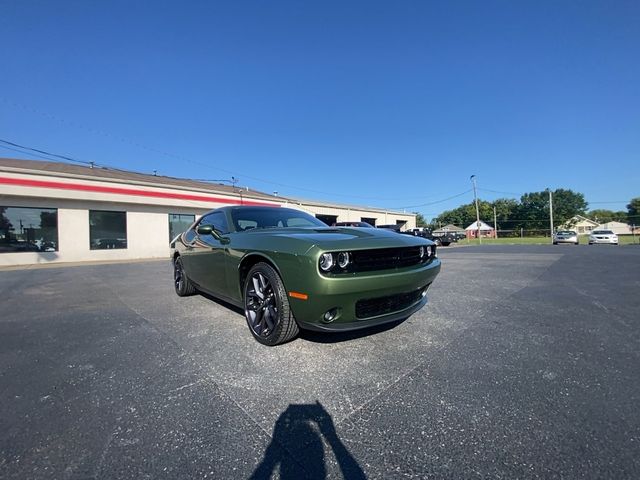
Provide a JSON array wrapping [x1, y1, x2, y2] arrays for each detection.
[[595, 221, 632, 235], [0, 158, 416, 266], [464, 220, 495, 238], [559, 215, 599, 234]]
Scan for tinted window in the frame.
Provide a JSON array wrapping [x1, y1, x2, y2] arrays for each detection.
[[231, 207, 326, 230], [90, 210, 127, 249], [169, 213, 195, 242], [0, 206, 58, 253], [200, 211, 229, 234]]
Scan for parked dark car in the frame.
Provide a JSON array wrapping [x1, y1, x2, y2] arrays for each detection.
[[172, 206, 441, 345]]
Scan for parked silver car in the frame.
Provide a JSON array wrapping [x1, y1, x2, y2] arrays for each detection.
[[589, 230, 618, 245], [553, 230, 579, 245]]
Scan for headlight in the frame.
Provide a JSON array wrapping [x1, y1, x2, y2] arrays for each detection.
[[319, 253, 335, 271], [337, 251, 350, 268], [426, 245, 432, 257], [419, 246, 425, 258]]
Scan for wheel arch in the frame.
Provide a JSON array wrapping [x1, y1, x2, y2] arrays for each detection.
[[238, 253, 283, 296]]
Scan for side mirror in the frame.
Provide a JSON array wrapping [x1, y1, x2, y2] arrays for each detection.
[[197, 225, 213, 235], [197, 224, 223, 240]]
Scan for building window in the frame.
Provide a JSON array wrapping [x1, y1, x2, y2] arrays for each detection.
[[169, 214, 195, 242], [315, 214, 337, 226], [0, 206, 58, 253], [361, 217, 376, 227], [90, 210, 127, 250]]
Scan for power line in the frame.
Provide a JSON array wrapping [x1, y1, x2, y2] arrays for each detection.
[[0, 138, 96, 167], [477, 187, 522, 196], [390, 189, 473, 210]]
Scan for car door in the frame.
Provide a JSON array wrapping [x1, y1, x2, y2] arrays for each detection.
[[185, 211, 231, 298]]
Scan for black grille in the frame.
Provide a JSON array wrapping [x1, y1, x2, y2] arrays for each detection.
[[355, 287, 426, 319], [351, 247, 425, 272]]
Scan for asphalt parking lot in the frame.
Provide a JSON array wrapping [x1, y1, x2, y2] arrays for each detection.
[[1, 245, 639, 479]]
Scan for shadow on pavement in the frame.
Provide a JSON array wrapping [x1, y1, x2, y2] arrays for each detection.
[[250, 401, 366, 480], [298, 317, 407, 344]]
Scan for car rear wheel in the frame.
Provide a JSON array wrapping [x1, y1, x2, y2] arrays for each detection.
[[244, 262, 299, 346], [174, 256, 196, 296]]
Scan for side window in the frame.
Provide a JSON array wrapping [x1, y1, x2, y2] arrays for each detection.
[[199, 211, 229, 234], [183, 228, 197, 243]]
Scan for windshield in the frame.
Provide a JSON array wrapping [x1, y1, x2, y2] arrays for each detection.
[[592, 230, 614, 235], [556, 231, 576, 235], [231, 207, 327, 231]]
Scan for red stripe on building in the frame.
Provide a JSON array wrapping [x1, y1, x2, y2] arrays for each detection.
[[0, 176, 278, 207]]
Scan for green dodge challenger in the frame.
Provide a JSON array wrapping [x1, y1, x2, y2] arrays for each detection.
[[171, 206, 441, 346]]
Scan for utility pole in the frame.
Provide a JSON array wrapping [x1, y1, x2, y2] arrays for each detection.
[[493, 205, 498, 239], [548, 189, 554, 243], [470, 175, 481, 244]]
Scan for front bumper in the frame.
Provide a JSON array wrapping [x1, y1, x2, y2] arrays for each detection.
[[589, 237, 618, 244], [289, 258, 441, 332], [555, 237, 578, 244]]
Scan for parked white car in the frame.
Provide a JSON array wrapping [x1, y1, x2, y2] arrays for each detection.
[[589, 230, 618, 245], [553, 230, 579, 245]]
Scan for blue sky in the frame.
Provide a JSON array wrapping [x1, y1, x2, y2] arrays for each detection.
[[1, 1, 638, 219]]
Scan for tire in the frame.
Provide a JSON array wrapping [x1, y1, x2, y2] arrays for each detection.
[[174, 256, 196, 296], [553, 242, 558, 245], [243, 262, 299, 346], [434, 238, 442, 246]]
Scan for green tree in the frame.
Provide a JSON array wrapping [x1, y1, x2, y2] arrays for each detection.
[[414, 212, 429, 228], [436, 198, 518, 230], [435, 202, 477, 228], [552, 189, 588, 225], [628, 197, 640, 225], [492, 198, 519, 231], [587, 209, 627, 223], [515, 189, 587, 230]]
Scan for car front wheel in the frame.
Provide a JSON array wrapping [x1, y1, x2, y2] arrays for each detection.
[[244, 262, 299, 346], [174, 256, 196, 296]]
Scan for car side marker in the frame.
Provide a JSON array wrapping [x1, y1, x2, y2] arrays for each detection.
[[289, 291, 308, 300]]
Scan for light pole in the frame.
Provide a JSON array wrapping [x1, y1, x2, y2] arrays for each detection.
[[548, 189, 554, 244], [470, 175, 481, 244]]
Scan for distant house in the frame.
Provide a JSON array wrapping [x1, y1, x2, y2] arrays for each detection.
[[596, 221, 632, 235], [559, 215, 598, 234], [464, 220, 495, 238]]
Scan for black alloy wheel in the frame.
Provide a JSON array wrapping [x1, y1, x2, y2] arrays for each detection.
[[244, 262, 299, 346], [174, 256, 196, 296]]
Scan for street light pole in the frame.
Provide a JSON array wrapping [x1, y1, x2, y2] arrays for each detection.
[[470, 175, 481, 244], [548, 189, 554, 244]]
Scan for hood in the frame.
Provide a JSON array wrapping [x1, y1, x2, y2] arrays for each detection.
[[244, 226, 432, 250]]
